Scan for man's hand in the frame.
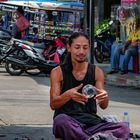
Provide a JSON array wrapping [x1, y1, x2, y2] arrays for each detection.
[[67, 84, 88, 105], [94, 87, 108, 105], [122, 47, 126, 53], [122, 40, 131, 53], [128, 42, 139, 49]]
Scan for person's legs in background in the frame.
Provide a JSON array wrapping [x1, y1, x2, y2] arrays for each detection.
[[108, 44, 124, 74], [121, 47, 138, 74]]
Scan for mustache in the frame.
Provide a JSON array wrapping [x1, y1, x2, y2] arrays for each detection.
[[77, 54, 86, 57]]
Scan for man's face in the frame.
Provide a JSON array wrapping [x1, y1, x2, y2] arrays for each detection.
[[68, 36, 90, 63], [16, 11, 20, 18]]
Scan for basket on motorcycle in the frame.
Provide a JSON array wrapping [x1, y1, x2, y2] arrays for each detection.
[[95, 20, 113, 36]]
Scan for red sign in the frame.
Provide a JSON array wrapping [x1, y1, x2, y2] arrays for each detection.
[[121, 0, 137, 3]]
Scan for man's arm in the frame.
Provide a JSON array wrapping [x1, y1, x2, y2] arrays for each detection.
[[124, 40, 131, 49], [50, 66, 71, 110], [16, 17, 30, 32], [50, 66, 88, 110], [128, 41, 139, 49], [21, 17, 30, 31], [95, 66, 109, 109]]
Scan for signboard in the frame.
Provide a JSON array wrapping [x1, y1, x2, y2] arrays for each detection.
[[121, 0, 137, 3], [57, 0, 78, 1], [0, 1, 84, 12]]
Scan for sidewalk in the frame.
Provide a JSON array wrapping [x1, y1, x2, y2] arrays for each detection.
[[1, 63, 140, 88], [97, 63, 140, 88], [0, 64, 140, 140]]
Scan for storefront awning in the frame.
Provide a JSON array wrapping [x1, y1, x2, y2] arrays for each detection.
[[0, 0, 84, 12]]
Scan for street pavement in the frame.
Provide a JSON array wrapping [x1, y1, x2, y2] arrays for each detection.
[[0, 66, 54, 140], [97, 63, 140, 88], [0, 64, 140, 140]]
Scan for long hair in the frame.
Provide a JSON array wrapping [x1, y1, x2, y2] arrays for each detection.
[[16, 6, 24, 15], [61, 32, 90, 71]]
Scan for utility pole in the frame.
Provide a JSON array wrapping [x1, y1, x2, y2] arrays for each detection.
[[89, 0, 95, 64], [83, 0, 88, 34]]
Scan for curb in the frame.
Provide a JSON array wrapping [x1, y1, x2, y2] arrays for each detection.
[[105, 74, 140, 88], [97, 64, 140, 88], [0, 64, 4, 68]]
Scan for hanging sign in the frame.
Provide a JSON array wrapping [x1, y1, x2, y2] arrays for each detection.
[[121, 0, 137, 3], [57, 0, 77, 1]]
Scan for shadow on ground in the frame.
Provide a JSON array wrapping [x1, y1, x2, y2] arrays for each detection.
[[2, 70, 51, 87], [105, 85, 140, 105], [0, 125, 55, 140]]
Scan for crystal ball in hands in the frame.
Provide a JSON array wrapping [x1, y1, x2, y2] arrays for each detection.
[[82, 84, 96, 98]]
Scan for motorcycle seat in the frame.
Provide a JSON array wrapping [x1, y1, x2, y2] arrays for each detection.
[[32, 43, 45, 49], [21, 40, 45, 49], [47, 60, 59, 65]]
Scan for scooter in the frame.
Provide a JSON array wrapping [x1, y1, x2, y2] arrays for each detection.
[[0, 27, 67, 62], [0, 38, 59, 76], [94, 20, 116, 63], [0, 27, 67, 76], [42, 32, 67, 63], [0, 28, 12, 55]]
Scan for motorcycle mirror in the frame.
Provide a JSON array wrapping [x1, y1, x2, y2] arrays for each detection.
[[109, 21, 113, 25], [10, 38, 14, 44]]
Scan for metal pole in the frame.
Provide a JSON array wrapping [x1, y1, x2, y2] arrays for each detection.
[[89, 0, 95, 64], [83, 0, 88, 34]]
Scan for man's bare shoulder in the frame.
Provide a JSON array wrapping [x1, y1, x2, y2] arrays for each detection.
[[95, 65, 103, 73], [95, 65, 104, 79], [51, 66, 63, 80], [51, 65, 61, 75], [51, 65, 61, 72]]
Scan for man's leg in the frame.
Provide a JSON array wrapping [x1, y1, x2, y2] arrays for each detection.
[[113, 44, 123, 70], [86, 122, 130, 140], [122, 48, 137, 73], [53, 114, 89, 140], [108, 44, 123, 74]]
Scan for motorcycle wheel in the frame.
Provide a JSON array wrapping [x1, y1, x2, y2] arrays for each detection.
[[25, 69, 42, 76], [94, 44, 104, 63], [5, 61, 24, 76]]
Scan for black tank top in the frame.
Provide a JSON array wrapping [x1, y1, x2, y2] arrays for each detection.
[[54, 63, 103, 127]]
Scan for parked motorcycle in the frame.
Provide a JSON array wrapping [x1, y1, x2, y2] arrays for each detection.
[[0, 38, 59, 76], [0, 28, 12, 55], [43, 32, 67, 63], [94, 20, 116, 63], [0, 27, 67, 76]]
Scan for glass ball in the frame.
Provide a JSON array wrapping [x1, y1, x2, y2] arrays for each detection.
[[82, 84, 96, 98]]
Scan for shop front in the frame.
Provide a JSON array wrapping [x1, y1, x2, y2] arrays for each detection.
[[0, 0, 84, 42]]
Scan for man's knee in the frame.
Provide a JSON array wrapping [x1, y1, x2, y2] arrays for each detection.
[[114, 46, 122, 55], [53, 114, 71, 128], [125, 49, 132, 57], [55, 138, 63, 140], [118, 122, 130, 137]]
